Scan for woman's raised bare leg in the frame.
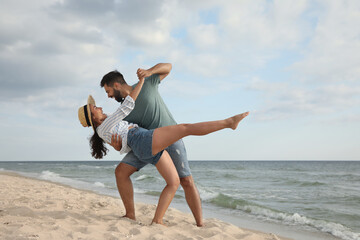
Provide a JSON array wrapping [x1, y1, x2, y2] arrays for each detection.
[[152, 112, 249, 155]]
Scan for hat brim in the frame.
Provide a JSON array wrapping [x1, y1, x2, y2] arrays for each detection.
[[87, 95, 96, 131]]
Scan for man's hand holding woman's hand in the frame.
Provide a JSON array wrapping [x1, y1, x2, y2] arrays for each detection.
[[110, 134, 122, 151], [137, 68, 151, 80]]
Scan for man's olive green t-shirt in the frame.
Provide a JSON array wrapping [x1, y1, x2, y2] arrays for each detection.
[[124, 74, 177, 130]]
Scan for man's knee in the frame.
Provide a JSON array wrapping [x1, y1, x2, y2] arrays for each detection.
[[180, 175, 195, 189]]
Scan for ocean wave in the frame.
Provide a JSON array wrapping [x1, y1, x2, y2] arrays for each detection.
[[223, 173, 238, 179], [197, 187, 219, 201], [145, 191, 183, 199], [146, 191, 161, 196], [278, 167, 307, 172], [284, 179, 326, 187], [233, 166, 246, 171], [207, 193, 360, 240], [209, 193, 253, 210], [40, 170, 62, 181], [39, 171, 95, 190], [133, 188, 147, 194], [325, 172, 360, 178], [347, 196, 360, 204], [134, 174, 160, 182], [94, 182, 105, 188], [78, 164, 101, 169], [300, 181, 326, 187], [280, 213, 360, 240], [77, 164, 117, 170]]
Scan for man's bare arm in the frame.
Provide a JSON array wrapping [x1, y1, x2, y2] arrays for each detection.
[[137, 63, 172, 81]]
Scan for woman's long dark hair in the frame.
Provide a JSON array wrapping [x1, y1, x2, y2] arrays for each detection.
[[89, 131, 108, 159]]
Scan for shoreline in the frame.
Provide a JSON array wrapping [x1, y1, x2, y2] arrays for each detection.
[[0, 171, 291, 240], [135, 190, 340, 240]]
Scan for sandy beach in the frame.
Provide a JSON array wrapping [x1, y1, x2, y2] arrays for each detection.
[[0, 172, 291, 240]]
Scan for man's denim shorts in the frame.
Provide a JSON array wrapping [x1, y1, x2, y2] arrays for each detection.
[[126, 127, 163, 165], [122, 127, 192, 178]]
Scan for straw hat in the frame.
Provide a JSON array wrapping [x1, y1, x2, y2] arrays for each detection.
[[78, 95, 96, 131]]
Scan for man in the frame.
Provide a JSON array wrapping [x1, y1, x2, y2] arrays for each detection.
[[100, 63, 203, 227]]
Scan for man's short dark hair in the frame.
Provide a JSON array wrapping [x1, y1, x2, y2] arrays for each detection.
[[100, 70, 127, 87]]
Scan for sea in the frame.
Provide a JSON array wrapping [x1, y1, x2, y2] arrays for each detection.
[[0, 161, 359, 240]]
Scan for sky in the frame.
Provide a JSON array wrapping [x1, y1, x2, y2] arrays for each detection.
[[0, 0, 359, 161]]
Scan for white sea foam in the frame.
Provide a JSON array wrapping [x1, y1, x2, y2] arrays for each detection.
[[133, 188, 147, 194], [1, 161, 359, 240], [78, 165, 101, 169], [197, 187, 219, 201], [39, 171, 92, 190], [40, 170, 62, 181], [37, 171, 120, 198], [94, 182, 105, 188], [202, 190, 360, 240], [135, 174, 150, 181], [134, 174, 161, 182], [237, 204, 360, 240]]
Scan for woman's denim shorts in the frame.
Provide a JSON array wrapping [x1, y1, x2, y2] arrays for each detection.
[[127, 127, 163, 165]]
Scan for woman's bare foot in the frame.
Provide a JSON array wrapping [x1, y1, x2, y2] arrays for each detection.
[[122, 214, 136, 221], [228, 112, 249, 130], [151, 219, 167, 227]]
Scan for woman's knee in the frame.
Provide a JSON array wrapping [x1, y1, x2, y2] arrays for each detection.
[[168, 177, 180, 190], [115, 163, 136, 179], [115, 164, 122, 177]]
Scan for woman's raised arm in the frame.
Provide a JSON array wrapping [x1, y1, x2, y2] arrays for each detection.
[[129, 77, 144, 101]]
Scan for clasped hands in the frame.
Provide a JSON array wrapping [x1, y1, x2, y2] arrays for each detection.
[[137, 68, 151, 80]]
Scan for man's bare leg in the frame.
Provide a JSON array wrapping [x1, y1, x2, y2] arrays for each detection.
[[181, 175, 203, 227], [115, 163, 138, 220]]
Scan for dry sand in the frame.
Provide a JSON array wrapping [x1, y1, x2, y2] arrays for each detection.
[[0, 172, 291, 240]]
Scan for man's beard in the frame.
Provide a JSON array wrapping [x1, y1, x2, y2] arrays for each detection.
[[113, 89, 124, 103]]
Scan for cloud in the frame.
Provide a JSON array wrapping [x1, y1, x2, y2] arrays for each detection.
[[50, 0, 175, 48], [1, 0, 358, 110], [218, 0, 309, 50], [291, 0, 360, 83], [0, 0, 195, 102], [247, 77, 360, 121], [0, 0, 120, 100], [188, 24, 219, 50], [51, 0, 115, 18], [161, 77, 242, 98], [160, 0, 312, 80], [0, 0, 314, 102]]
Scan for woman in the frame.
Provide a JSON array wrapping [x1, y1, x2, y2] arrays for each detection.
[[78, 77, 249, 225]]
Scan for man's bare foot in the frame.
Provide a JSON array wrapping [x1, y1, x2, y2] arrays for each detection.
[[228, 112, 250, 130], [122, 214, 136, 221]]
